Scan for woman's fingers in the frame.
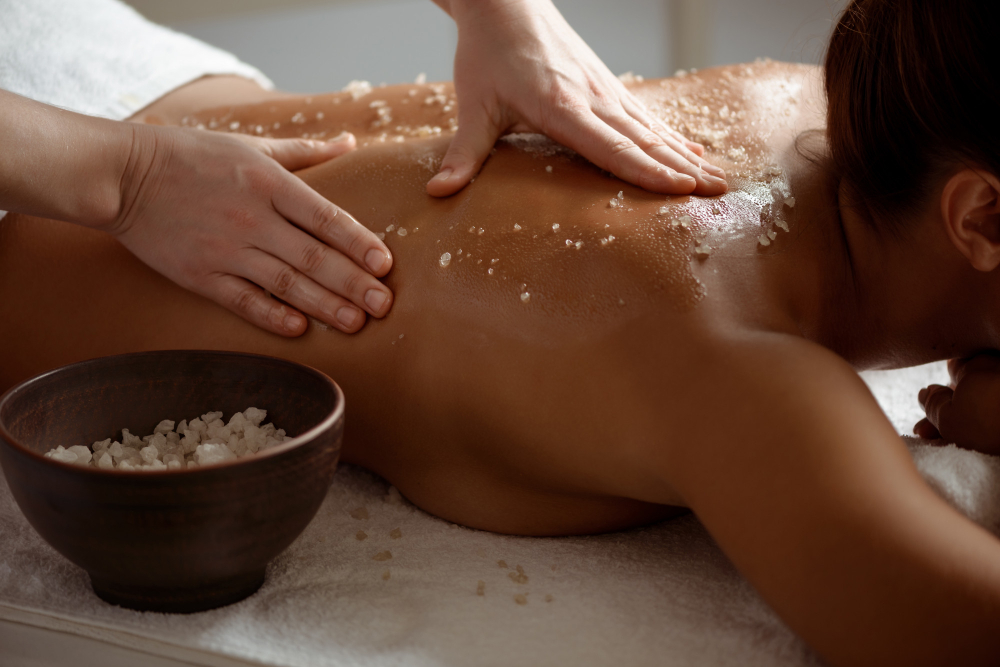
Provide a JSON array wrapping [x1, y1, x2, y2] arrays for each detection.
[[427, 103, 502, 197], [918, 384, 955, 433], [917, 382, 1000, 455], [948, 353, 1000, 386], [912, 417, 941, 440], [236, 132, 357, 171], [271, 174, 393, 277], [209, 274, 308, 337]]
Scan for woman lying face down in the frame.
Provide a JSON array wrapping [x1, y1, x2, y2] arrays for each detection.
[[3, 0, 1000, 664]]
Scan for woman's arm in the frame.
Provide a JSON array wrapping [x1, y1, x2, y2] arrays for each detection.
[[652, 337, 1000, 667], [0, 89, 393, 335], [427, 0, 728, 197]]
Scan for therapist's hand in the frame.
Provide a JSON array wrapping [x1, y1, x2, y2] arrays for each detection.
[[111, 126, 394, 336], [0, 90, 392, 337], [427, 0, 727, 198]]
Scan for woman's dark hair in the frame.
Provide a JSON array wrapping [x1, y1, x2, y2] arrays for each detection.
[[825, 0, 999, 236]]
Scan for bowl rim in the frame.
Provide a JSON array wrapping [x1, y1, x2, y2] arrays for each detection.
[[0, 350, 345, 476]]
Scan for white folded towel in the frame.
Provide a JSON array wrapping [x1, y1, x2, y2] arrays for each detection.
[[0, 0, 273, 221]]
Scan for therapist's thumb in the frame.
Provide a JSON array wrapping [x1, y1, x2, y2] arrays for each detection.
[[427, 106, 502, 197], [237, 132, 357, 171]]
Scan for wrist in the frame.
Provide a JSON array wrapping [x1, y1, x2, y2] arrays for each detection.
[[104, 121, 158, 236], [77, 117, 143, 233], [0, 91, 135, 229], [445, 0, 551, 25]]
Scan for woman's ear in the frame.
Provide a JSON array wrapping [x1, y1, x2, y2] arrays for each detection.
[[941, 169, 1000, 272]]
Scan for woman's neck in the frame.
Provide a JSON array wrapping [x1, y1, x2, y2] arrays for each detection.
[[801, 180, 996, 370]]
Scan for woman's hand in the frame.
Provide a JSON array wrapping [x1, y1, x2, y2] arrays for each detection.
[[111, 126, 394, 336], [427, 0, 727, 198], [915, 353, 1000, 455]]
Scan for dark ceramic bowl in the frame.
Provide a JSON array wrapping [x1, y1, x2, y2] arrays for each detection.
[[0, 350, 343, 613]]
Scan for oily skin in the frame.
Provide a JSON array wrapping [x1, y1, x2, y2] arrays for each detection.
[[6, 64, 1000, 665]]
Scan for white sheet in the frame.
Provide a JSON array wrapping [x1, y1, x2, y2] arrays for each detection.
[[0, 361, 996, 667]]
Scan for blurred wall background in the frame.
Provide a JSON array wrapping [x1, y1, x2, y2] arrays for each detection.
[[125, 0, 849, 93]]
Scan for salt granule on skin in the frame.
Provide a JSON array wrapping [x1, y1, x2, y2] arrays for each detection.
[[44, 407, 291, 471]]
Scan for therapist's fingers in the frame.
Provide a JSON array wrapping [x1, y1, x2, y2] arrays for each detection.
[[270, 173, 393, 278], [617, 90, 710, 162], [427, 102, 503, 197], [208, 273, 309, 337], [609, 114, 727, 196], [621, 97, 723, 177], [611, 100, 728, 195], [233, 132, 357, 171], [252, 215, 394, 320], [233, 248, 369, 334], [544, 107, 697, 194]]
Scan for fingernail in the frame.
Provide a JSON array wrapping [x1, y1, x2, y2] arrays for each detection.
[[365, 248, 388, 273], [284, 312, 305, 332], [336, 307, 360, 328], [431, 167, 453, 183], [703, 174, 727, 186], [677, 174, 697, 184], [702, 163, 726, 177], [365, 289, 389, 314], [918, 388, 927, 404], [332, 131, 352, 143]]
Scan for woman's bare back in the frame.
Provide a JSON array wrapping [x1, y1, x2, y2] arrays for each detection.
[[0, 62, 840, 534]]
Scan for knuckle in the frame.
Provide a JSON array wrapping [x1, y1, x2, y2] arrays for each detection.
[[299, 241, 328, 275], [343, 229, 371, 261], [311, 203, 341, 239], [608, 137, 637, 158], [340, 268, 366, 298], [256, 141, 276, 160], [548, 86, 588, 117], [226, 207, 258, 234], [232, 287, 260, 318], [270, 266, 299, 298], [245, 164, 279, 193], [634, 130, 665, 151]]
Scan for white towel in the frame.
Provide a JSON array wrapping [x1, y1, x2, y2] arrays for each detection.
[[0, 0, 273, 221], [0, 361, 996, 667]]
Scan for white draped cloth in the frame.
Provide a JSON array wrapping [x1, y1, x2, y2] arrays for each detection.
[[0, 0, 272, 220]]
